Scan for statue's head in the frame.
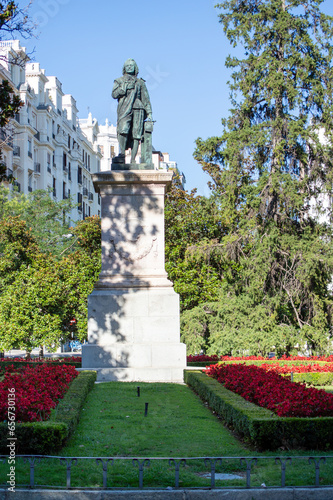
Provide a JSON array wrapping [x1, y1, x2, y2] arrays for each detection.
[[122, 58, 139, 76]]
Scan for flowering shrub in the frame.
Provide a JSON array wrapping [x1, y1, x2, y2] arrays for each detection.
[[187, 354, 219, 363], [206, 363, 333, 417], [0, 364, 78, 422], [188, 354, 333, 362], [260, 363, 333, 374], [0, 356, 81, 363]]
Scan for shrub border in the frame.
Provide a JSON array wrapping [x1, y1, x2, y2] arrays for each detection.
[[184, 370, 333, 450], [0, 370, 96, 454]]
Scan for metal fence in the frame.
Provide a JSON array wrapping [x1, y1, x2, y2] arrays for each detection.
[[0, 455, 332, 490]]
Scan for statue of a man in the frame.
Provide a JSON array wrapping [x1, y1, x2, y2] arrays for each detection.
[[112, 58, 152, 163]]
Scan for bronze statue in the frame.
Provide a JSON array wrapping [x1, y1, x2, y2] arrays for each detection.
[[112, 59, 153, 165]]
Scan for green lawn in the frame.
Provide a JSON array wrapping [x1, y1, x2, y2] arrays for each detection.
[[1, 381, 333, 489]]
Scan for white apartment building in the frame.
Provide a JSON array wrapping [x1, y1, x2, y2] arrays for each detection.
[[0, 40, 185, 225], [0, 40, 102, 223]]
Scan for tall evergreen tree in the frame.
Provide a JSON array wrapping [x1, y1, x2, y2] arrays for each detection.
[[189, 0, 333, 355]]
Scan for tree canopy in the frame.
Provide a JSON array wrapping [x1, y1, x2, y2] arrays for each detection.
[[0, 191, 101, 353], [178, 0, 333, 356]]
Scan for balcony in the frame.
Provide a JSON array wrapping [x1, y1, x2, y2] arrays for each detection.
[[54, 132, 67, 146], [13, 145, 20, 156], [77, 175, 82, 185], [34, 131, 40, 141], [70, 148, 81, 161], [0, 129, 13, 147], [88, 192, 93, 202], [28, 151, 32, 159], [63, 190, 68, 200], [34, 162, 41, 174], [83, 187, 88, 197], [53, 162, 57, 169], [63, 165, 68, 174], [47, 165, 51, 173]]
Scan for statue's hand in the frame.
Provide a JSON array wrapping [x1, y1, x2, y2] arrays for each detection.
[[126, 81, 135, 91]]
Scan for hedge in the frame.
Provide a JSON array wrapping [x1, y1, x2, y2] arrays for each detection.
[[292, 372, 333, 386], [0, 370, 96, 454], [184, 370, 333, 450]]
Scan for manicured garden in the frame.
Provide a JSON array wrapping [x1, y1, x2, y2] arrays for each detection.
[[0, 361, 96, 454], [0, 357, 333, 489], [1, 380, 333, 489], [206, 363, 333, 417]]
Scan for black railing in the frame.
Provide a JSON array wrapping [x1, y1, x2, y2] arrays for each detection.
[[88, 192, 94, 201], [13, 145, 20, 156], [0, 455, 332, 491], [83, 187, 88, 197], [34, 162, 41, 173]]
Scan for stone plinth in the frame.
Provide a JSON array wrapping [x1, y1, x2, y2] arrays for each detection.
[[82, 170, 186, 382]]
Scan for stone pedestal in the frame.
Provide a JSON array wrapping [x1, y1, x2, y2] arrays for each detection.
[[82, 170, 186, 382]]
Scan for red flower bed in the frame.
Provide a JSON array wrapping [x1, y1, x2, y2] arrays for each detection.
[[0, 356, 81, 363], [206, 363, 333, 417], [260, 363, 333, 374], [187, 354, 219, 363], [187, 354, 333, 363], [0, 363, 78, 422]]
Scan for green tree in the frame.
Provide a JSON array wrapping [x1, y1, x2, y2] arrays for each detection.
[[165, 184, 225, 310], [0, 186, 76, 258], [0, 215, 101, 352], [60, 216, 101, 342], [188, 0, 333, 355]]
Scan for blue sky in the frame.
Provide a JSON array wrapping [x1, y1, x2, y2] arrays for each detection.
[[16, 0, 333, 195]]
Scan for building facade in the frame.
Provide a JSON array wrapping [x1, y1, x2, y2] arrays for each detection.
[[0, 40, 102, 223], [0, 40, 185, 226]]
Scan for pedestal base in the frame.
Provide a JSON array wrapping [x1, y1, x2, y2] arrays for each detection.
[[82, 287, 186, 382]]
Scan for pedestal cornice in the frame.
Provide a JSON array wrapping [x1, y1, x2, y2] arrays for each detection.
[[92, 170, 174, 193]]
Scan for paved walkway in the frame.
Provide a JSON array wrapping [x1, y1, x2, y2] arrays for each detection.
[[1, 488, 333, 499]]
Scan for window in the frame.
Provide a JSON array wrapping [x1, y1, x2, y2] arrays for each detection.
[[28, 139, 32, 158], [111, 145, 115, 158]]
